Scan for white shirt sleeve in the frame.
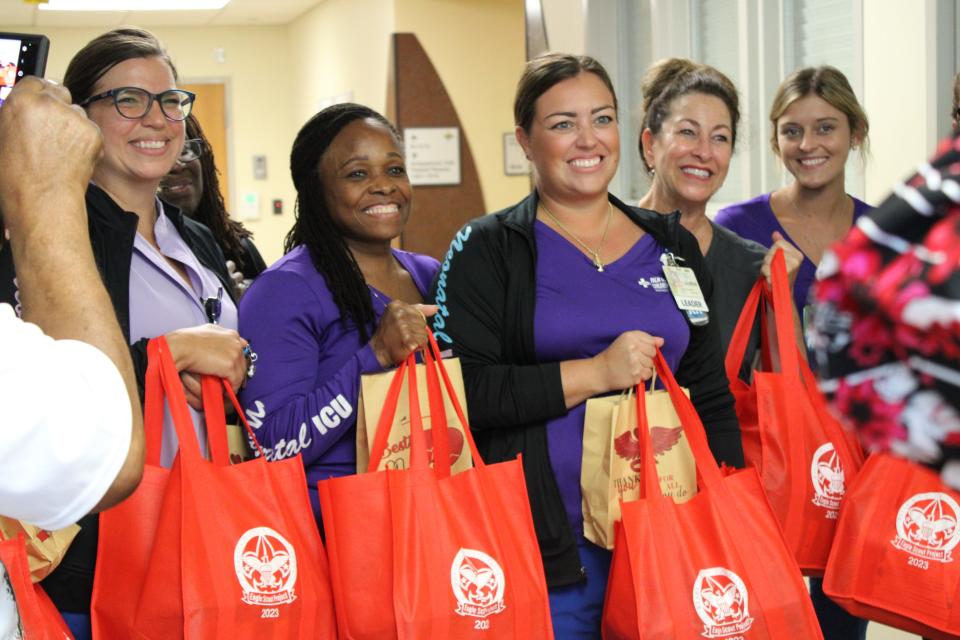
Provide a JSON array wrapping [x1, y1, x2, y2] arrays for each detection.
[[0, 303, 131, 530]]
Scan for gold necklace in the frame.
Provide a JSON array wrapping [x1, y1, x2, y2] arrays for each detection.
[[539, 201, 613, 272]]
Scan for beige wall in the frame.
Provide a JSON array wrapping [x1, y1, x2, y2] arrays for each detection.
[[541, 0, 587, 55], [288, 0, 394, 123], [861, 0, 936, 205], [394, 0, 529, 213]]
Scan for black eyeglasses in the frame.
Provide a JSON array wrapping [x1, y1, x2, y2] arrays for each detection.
[[79, 87, 196, 121], [178, 138, 204, 164]]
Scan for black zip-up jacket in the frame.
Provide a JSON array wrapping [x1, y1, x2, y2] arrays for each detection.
[[429, 192, 743, 588], [0, 183, 237, 612]]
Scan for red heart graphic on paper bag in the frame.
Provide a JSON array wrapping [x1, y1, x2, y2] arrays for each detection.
[[424, 427, 466, 466]]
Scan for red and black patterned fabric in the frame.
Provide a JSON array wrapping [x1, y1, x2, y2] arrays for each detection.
[[811, 134, 960, 488]]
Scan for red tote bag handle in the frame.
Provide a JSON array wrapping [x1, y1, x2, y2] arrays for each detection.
[[767, 249, 802, 382], [366, 358, 410, 473], [637, 348, 727, 496], [201, 375, 268, 465], [148, 337, 268, 465], [405, 352, 431, 471], [363, 329, 486, 475], [636, 378, 667, 503], [767, 252, 863, 474], [424, 329, 485, 469], [144, 339, 166, 466], [150, 337, 206, 462], [201, 376, 231, 466], [420, 343, 452, 477], [725, 277, 765, 382]]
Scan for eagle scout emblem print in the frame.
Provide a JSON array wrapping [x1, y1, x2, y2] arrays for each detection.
[[891, 492, 960, 565], [692, 567, 754, 638], [234, 527, 298, 606], [450, 548, 506, 619], [810, 442, 845, 517]]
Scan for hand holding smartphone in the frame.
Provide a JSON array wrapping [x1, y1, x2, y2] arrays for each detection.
[[0, 33, 49, 108]]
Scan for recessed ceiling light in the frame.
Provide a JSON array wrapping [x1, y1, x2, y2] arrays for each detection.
[[38, 0, 230, 10]]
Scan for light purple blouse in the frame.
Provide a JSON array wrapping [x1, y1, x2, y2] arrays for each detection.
[[129, 199, 238, 466]]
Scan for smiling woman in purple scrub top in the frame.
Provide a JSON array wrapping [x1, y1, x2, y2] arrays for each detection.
[[430, 52, 743, 638]]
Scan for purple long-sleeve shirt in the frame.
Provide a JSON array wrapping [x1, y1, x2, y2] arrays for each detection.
[[238, 245, 439, 520]]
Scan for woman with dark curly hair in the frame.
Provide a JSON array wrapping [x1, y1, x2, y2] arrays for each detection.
[[238, 103, 438, 524]]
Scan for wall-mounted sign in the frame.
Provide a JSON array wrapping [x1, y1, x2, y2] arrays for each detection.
[[404, 126, 461, 186], [503, 132, 530, 176]]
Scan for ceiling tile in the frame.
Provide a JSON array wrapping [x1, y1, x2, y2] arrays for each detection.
[[0, 0, 325, 29]]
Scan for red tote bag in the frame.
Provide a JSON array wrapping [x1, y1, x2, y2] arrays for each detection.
[[0, 533, 73, 640], [602, 350, 822, 640], [128, 337, 336, 639], [725, 250, 864, 575], [824, 453, 960, 639], [91, 337, 172, 639], [319, 332, 553, 639]]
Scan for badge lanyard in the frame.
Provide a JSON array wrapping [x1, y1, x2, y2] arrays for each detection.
[[661, 252, 709, 326]]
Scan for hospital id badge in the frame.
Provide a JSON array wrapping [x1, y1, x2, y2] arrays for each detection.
[[662, 260, 709, 326]]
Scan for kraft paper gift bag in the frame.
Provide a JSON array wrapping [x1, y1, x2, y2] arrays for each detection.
[[357, 357, 472, 475], [582, 384, 697, 550], [0, 518, 80, 583]]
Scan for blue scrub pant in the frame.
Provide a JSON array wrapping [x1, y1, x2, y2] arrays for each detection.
[[548, 540, 611, 639]]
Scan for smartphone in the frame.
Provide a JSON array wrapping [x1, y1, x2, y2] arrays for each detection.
[[0, 33, 49, 108]]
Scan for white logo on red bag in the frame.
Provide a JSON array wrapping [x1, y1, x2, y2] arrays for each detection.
[[234, 527, 298, 606], [891, 492, 960, 563], [450, 548, 506, 619], [692, 568, 754, 638], [811, 442, 845, 514]]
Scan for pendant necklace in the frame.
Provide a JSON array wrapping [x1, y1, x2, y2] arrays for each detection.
[[539, 201, 613, 272]]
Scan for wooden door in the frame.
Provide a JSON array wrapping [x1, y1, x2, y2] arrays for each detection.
[[181, 82, 229, 211]]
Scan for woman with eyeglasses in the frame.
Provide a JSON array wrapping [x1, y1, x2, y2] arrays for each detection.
[[160, 115, 267, 297], [0, 27, 250, 639]]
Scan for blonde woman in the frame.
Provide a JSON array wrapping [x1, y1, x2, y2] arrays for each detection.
[[716, 65, 870, 316], [716, 64, 871, 640]]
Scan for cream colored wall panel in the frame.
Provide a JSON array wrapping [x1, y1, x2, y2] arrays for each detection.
[[861, 0, 931, 205], [394, 0, 529, 214]]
